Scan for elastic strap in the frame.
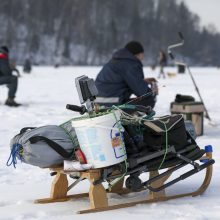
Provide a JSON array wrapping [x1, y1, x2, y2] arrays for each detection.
[[29, 136, 73, 158], [157, 121, 168, 170]]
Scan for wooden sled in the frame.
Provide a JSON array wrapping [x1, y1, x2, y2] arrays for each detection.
[[35, 150, 213, 214]]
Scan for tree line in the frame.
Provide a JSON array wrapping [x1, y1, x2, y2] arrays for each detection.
[[0, 0, 220, 66]]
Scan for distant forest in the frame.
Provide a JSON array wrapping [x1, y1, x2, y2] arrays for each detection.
[[0, 0, 220, 66]]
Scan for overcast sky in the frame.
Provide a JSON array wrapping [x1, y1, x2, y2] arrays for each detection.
[[182, 0, 220, 31]]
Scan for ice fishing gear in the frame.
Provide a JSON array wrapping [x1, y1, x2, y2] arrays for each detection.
[[8, 122, 79, 168], [168, 32, 212, 122], [10, 75, 214, 214], [175, 94, 195, 103], [170, 101, 205, 136], [32, 75, 215, 214]]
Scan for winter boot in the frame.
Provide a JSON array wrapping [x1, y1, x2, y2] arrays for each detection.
[[5, 98, 21, 107]]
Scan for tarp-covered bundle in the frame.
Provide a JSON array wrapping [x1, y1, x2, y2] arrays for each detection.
[[8, 121, 79, 168]]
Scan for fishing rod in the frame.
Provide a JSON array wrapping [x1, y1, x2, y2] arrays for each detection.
[[168, 32, 212, 121]]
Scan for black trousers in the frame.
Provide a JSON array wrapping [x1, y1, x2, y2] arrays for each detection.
[[0, 75, 18, 98]]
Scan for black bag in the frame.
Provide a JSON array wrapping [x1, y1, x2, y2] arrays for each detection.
[[175, 94, 195, 103], [143, 115, 188, 151]]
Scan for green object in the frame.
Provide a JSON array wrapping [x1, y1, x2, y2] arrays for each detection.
[[157, 122, 168, 170]]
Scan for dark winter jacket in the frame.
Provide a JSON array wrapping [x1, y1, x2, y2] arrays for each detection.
[[0, 51, 12, 76], [95, 48, 151, 106]]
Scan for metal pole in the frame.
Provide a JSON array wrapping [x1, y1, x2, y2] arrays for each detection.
[[168, 32, 212, 121], [186, 65, 211, 120]]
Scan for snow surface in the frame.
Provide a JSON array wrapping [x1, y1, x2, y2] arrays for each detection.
[[0, 66, 220, 220]]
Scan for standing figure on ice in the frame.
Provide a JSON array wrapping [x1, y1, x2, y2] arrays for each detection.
[[23, 58, 32, 73], [95, 41, 158, 108], [0, 46, 21, 107], [157, 50, 167, 79]]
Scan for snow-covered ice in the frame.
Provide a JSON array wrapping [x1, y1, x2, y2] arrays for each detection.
[[0, 66, 219, 220]]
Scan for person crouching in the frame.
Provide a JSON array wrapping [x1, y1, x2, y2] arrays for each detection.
[[0, 46, 21, 107], [95, 41, 158, 109]]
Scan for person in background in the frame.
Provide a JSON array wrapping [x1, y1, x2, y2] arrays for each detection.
[[23, 58, 32, 73], [10, 60, 21, 77], [95, 41, 158, 109], [157, 50, 167, 79], [0, 46, 21, 107]]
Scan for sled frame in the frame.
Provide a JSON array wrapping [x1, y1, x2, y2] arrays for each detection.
[[35, 151, 213, 214]]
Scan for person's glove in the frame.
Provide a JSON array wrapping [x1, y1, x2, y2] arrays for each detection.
[[144, 78, 158, 95], [144, 77, 157, 84]]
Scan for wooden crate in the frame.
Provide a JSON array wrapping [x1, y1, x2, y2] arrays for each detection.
[[170, 102, 205, 136]]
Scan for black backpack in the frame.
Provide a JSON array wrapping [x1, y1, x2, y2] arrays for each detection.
[[142, 114, 190, 151]]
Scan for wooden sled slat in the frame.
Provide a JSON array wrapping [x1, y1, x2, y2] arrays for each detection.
[[34, 151, 213, 214], [35, 193, 89, 204]]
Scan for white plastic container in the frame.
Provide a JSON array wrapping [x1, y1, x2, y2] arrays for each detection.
[[72, 111, 127, 168]]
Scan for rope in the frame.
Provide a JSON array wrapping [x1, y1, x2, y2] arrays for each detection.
[[108, 160, 128, 190], [111, 107, 171, 170], [6, 143, 23, 168], [107, 110, 128, 189], [59, 121, 78, 148], [157, 121, 168, 170], [111, 110, 126, 152]]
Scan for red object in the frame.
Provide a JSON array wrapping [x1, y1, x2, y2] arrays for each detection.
[[0, 53, 7, 59], [75, 149, 87, 164]]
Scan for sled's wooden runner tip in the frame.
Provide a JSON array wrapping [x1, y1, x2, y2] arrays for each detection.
[[35, 152, 213, 214]]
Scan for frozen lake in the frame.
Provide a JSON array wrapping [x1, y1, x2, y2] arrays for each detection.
[[0, 66, 219, 220]]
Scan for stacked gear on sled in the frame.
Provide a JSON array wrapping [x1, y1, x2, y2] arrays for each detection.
[[8, 75, 215, 213]]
